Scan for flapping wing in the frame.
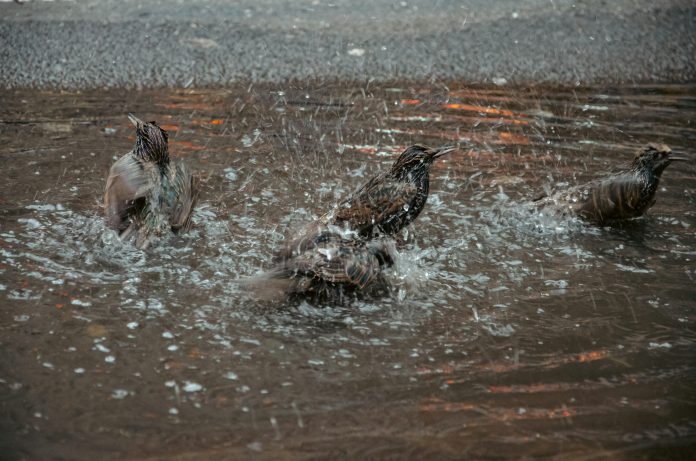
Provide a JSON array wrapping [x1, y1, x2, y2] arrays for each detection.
[[289, 238, 382, 288], [272, 221, 328, 263], [167, 162, 198, 232], [104, 154, 151, 232]]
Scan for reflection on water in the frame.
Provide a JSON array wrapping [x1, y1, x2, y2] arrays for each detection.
[[0, 83, 695, 459]]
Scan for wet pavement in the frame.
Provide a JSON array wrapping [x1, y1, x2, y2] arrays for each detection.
[[0, 82, 695, 459]]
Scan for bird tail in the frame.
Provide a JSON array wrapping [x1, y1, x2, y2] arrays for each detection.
[[237, 266, 300, 302]]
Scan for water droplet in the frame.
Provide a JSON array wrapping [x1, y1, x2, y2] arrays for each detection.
[[183, 381, 203, 393], [111, 389, 129, 399]]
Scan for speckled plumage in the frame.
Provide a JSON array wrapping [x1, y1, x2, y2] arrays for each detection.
[[104, 115, 197, 248], [535, 144, 686, 225], [260, 226, 396, 302], [261, 144, 453, 302], [323, 144, 455, 237], [275, 145, 454, 263]]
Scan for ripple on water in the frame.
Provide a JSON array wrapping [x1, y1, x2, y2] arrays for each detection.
[[1, 84, 695, 459]]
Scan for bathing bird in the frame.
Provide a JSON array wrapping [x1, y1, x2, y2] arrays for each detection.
[[534, 143, 687, 225], [104, 114, 197, 248], [276, 144, 455, 261], [254, 226, 396, 302], [322, 144, 456, 237]]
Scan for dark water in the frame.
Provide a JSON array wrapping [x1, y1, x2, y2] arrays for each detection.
[[0, 83, 695, 460]]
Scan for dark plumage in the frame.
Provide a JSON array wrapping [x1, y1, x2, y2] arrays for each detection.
[[535, 143, 687, 224], [259, 143, 454, 301], [323, 144, 456, 236], [276, 144, 455, 262], [104, 114, 197, 248], [249, 227, 397, 302]]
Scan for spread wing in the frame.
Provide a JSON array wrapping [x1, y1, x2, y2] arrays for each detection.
[[104, 154, 152, 232]]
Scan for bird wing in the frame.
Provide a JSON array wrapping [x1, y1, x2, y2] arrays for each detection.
[[290, 238, 382, 288], [570, 174, 644, 222], [165, 161, 198, 232], [332, 175, 417, 234], [273, 221, 329, 263], [104, 154, 152, 232]]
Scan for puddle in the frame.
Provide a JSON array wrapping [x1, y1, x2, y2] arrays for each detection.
[[0, 82, 695, 459]]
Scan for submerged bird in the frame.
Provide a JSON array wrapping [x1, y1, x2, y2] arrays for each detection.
[[250, 227, 397, 302], [534, 143, 687, 225], [104, 114, 197, 248], [276, 144, 455, 261]]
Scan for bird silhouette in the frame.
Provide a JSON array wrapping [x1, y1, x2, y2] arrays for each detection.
[[104, 114, 197, 248], [276, 144, 455, 262], [534, 143, 687, 225]]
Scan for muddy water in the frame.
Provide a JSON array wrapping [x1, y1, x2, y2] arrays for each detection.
[[0, 83, 695, 460]]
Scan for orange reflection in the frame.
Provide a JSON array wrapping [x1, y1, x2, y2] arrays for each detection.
[[420, 399, 576, 421], [497, 132, 529, 145], [488, 382, 570, 394], [576, 350, 608, 362], [163, 102, 212, 111], [420, 401, 476, 412], [443, 103, 515, 117], [170, 140, 206, 151]]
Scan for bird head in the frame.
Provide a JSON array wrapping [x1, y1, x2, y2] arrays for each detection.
[[390, 144, 456, 180], [632, 143, 687, 177], [129, 114, 170, 165]]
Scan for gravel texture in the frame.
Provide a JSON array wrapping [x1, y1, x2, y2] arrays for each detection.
[[1, 0, 695, 88]]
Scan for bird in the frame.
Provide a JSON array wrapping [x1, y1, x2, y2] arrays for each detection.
[[322, 144, 456, 236], [534, 143, 687, 225], [248, 226, 397, 302], [104, 114, 197, 248], [275, 144, 455, 261]]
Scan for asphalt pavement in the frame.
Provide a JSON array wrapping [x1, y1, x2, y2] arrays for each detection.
[[1, 0, 695, 88]]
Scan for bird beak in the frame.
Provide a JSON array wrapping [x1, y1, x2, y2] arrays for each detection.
[[127, 113, 144, 129], [668, 151, 688, 162], [431, 145, 457, 159]]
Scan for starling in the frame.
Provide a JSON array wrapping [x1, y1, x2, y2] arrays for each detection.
[[104, 114, 197, 248], [323, 144, 456, 236], [250, 227, 397, 302], [535, 143, 687, 225], [276, 144, 455, 261]]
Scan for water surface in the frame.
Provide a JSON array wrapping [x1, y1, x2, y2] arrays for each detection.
[[0, 82, 695, 459]]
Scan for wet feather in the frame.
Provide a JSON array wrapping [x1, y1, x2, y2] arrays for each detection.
[[534, 143, 687, 224], [104, 115, 197, 247]]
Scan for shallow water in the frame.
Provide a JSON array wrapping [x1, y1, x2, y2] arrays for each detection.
[[0, 82, 695, 460]]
